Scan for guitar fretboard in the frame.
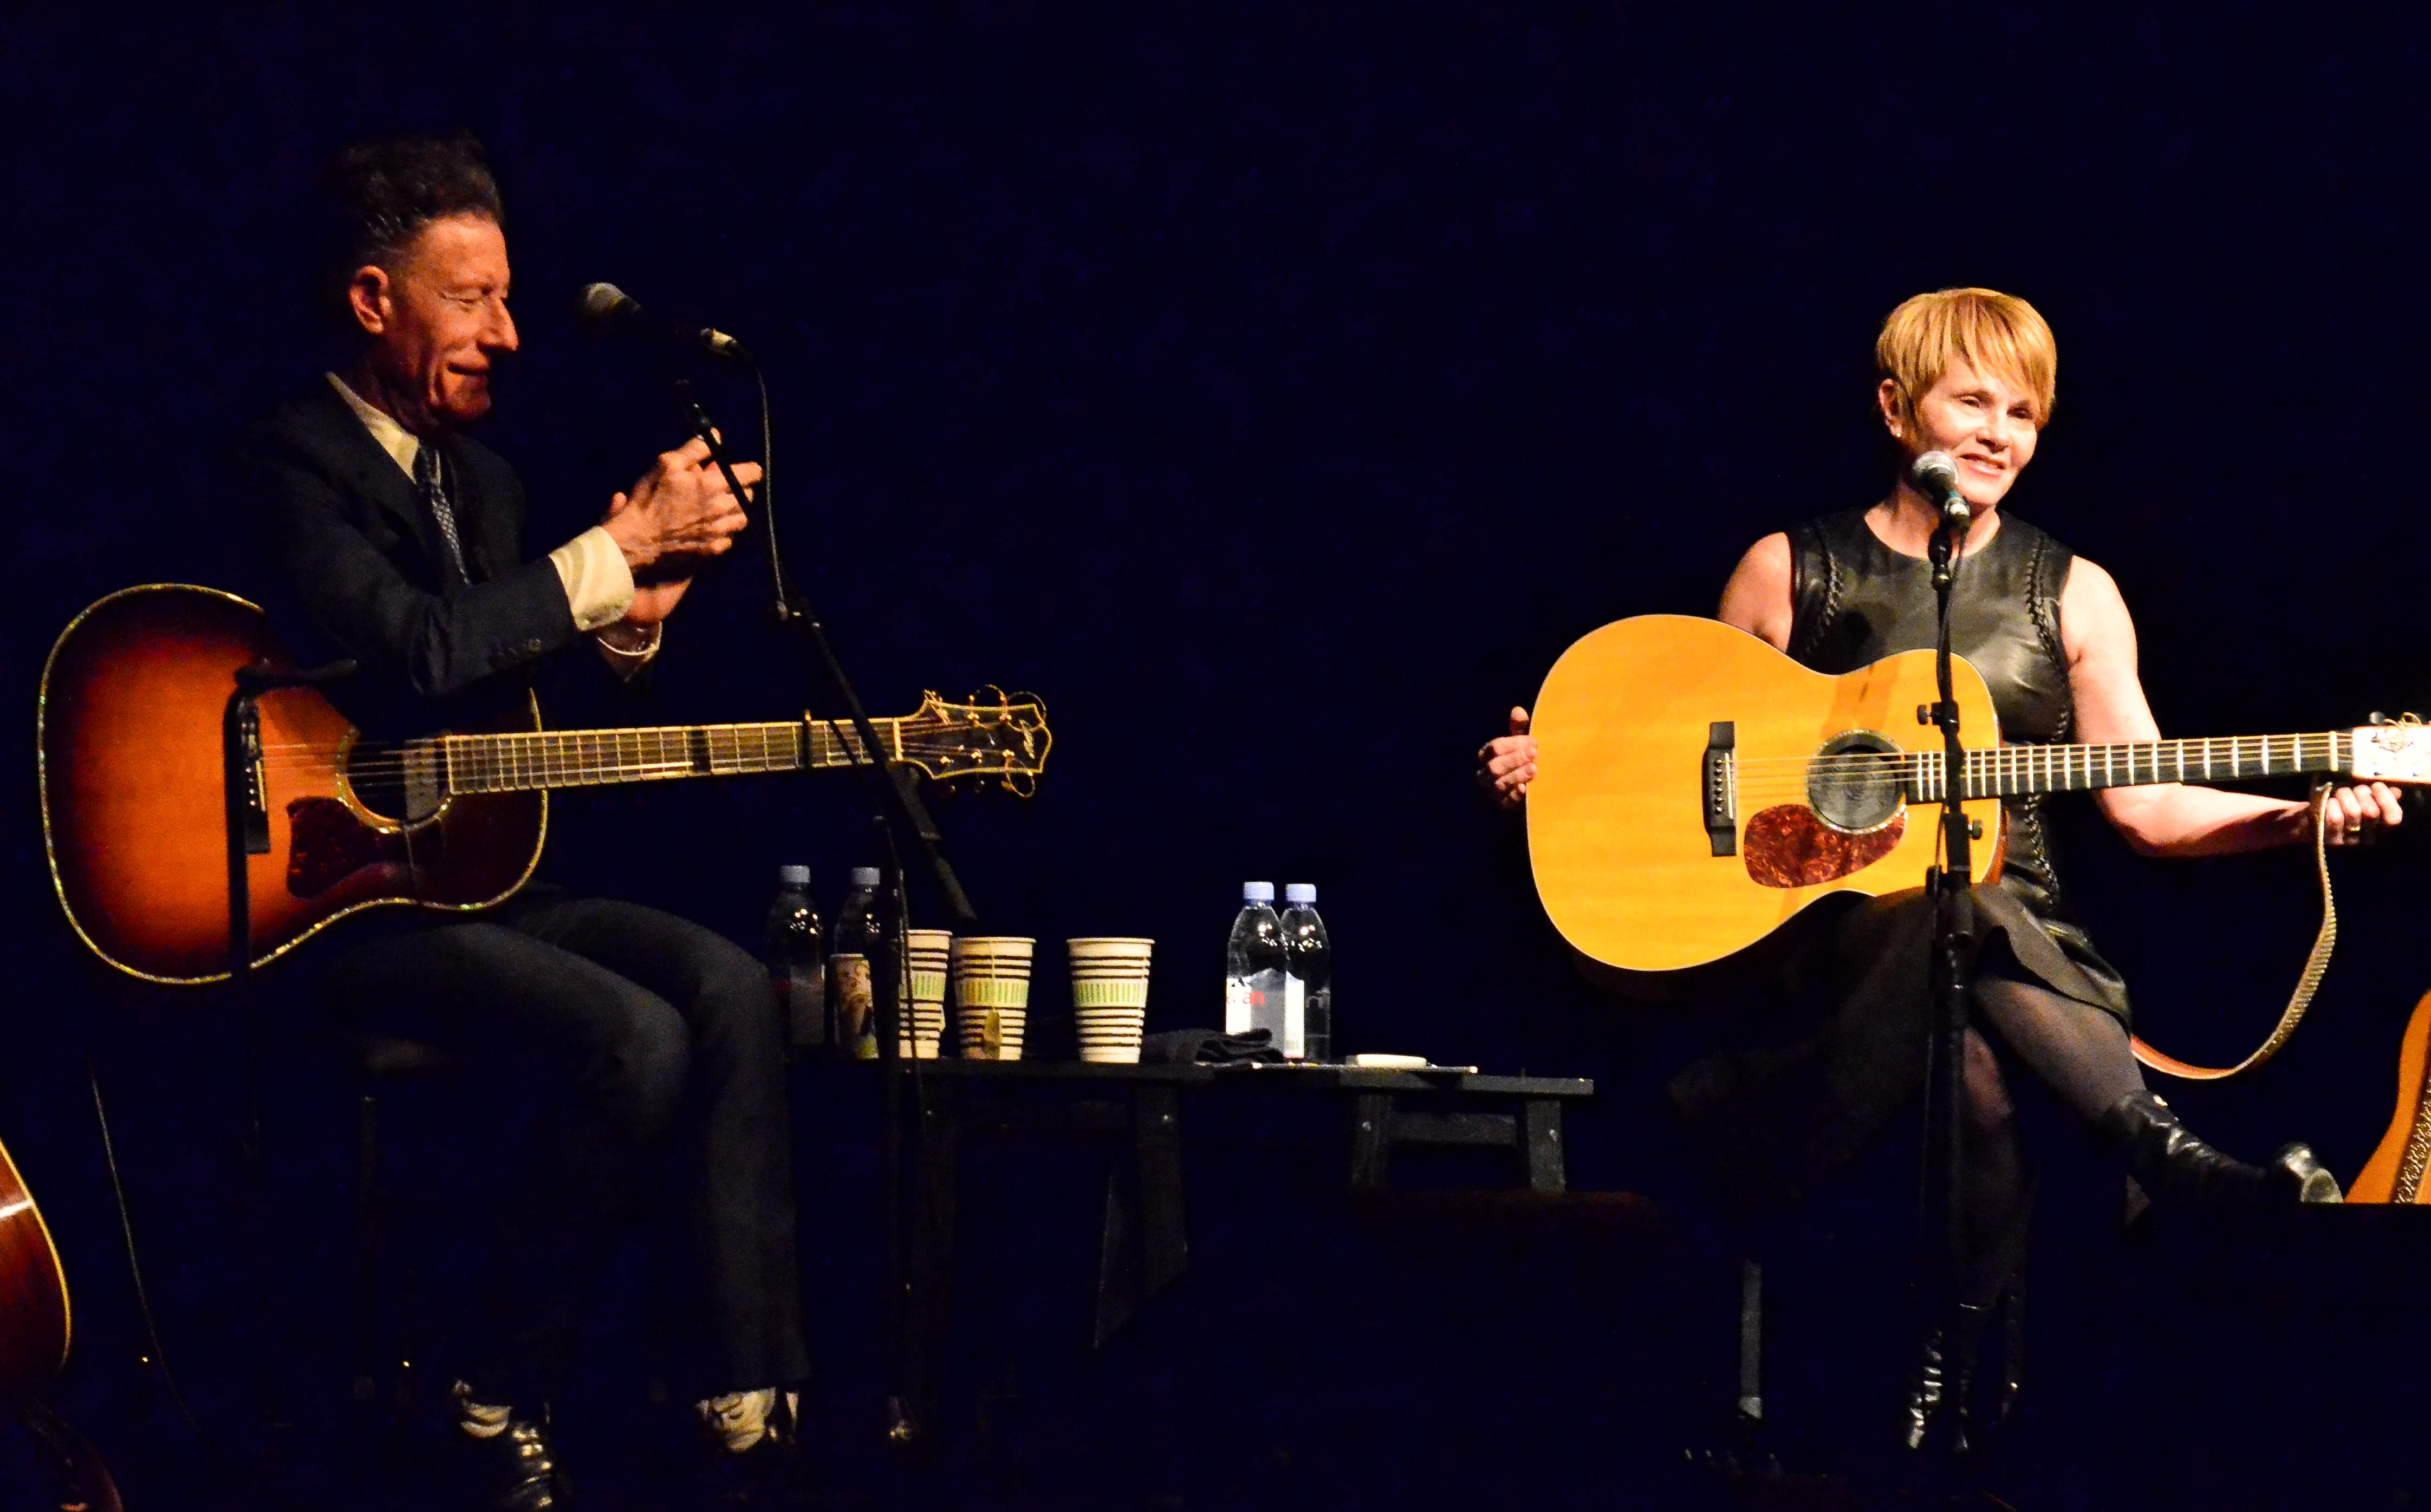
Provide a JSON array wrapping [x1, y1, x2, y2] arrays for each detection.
[[440, 719, 899, 795], [1906, 732, 2351, 803]]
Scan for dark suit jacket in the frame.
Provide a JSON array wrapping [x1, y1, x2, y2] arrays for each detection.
[[232, 380, 584, 740]]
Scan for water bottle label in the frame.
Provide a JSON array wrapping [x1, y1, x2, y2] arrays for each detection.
[[831, 955, 876, 1060], [1225, 981, 1257, 1035], [1283, 976, 1306, 1060]]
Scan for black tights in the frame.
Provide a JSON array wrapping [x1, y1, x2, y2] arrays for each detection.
[[1954, 972, 2148, 1305]]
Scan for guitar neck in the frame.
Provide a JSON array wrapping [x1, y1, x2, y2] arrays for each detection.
[[1913, 732, 2352, 803], [440, 718, 900, 796]]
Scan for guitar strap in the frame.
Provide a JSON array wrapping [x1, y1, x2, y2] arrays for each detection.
[[2130, 783, 2336, 1081]]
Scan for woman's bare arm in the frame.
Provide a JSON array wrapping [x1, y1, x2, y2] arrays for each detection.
[[1718, 532, 1795, 650], [2063, 556, 2397, 853]]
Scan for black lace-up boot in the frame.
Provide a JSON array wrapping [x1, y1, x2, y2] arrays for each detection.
[[451, 1383, 568, 1510], [1903, 1301, 1995, 1457], [1902, 1319, 1953, 1455], [2100, 1089, 2342, 1205]]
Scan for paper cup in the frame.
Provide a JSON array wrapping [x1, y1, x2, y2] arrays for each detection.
[[903, 929, 953, 1059], [952, 937, 1034, 1060], [1068, 937, 1152, 1063]]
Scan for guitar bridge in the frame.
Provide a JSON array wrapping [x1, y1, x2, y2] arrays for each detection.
[[237, 700, 271, 856], [1704, 721, 1738, 856]]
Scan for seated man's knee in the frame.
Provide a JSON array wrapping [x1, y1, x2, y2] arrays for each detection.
[[599, 996, 691, 1142]]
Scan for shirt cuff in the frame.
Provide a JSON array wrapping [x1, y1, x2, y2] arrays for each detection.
[[549, 526, 636, 632]]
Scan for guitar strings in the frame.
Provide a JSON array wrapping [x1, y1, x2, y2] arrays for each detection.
[[1725, 738, 2341, 779], [248, 719, 1038, 755], [1711, 733, 2348, 807], [245, 726, 1031, 761], [243, 750, 1017, 784], [240, 738, 1004, 767], [239, 733, 1028, 784], [1724, 745, 2343, 778]]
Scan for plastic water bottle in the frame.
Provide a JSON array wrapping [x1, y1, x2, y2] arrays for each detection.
[[1224, 882, 1287, 1047], [1280, 883, 1331, 1063], [764, 864, 825, 1057], [829, 866, 883, 1061]]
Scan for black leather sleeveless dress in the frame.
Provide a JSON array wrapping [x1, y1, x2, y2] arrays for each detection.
[[1667, 505, 2129, 1209]]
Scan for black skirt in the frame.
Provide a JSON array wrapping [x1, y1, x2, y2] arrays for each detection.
[[1665, 877, 2127, 1213]]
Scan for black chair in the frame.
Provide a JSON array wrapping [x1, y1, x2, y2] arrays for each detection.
[[343, 1032, 460, 1414]]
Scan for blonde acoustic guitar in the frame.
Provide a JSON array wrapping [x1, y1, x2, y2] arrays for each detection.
[[2350, 987, 2431, 1203], [1527, 615, 2431, 983]]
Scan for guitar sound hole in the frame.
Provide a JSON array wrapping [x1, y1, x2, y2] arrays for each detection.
[[343, 738, 445, 826], [1806, 729, 1907, 833]]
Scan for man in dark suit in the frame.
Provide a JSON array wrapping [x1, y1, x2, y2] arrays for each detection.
[[232, 133, 803, 1509]]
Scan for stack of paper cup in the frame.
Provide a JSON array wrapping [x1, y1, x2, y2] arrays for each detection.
[[952, 937, 1034, 1061], [902, 929, 952, 1059], [1068, 937, 1153, 1064]]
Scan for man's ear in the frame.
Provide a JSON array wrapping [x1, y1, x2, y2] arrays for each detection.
[[346, 265, 392, 337]]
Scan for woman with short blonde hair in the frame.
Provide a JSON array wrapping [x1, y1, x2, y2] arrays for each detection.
[[1479, 286, 2387, 1445]]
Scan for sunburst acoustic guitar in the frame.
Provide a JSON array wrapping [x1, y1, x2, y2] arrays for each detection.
[[41, 584, 1053, 984], [1527, 615, 2431, 982]]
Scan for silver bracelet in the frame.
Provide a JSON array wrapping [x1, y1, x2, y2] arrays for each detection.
[[596, 622, 662, 657]]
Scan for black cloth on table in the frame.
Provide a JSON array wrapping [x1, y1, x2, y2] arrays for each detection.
[[1140, 1027, 1288, 1065]]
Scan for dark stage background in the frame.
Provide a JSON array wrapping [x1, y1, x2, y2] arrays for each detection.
[[12, 6, 2431, 1508]]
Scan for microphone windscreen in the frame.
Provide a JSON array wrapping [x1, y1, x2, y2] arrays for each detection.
[[1909, 450, 1959, 493], [576, 282, 630, 321]]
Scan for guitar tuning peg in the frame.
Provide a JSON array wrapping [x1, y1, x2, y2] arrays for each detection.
[[2371, 712, 2390, 726]]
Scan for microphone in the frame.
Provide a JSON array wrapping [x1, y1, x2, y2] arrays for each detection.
[[576, 282, 753, 363], [1908, 450, 1972, 529]]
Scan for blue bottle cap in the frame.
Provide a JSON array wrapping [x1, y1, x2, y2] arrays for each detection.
[[851, 866, 882, 888], [778, 864, 812, 888], [1284, 883, 1316, 905], [1242, 881, 1275, 903]]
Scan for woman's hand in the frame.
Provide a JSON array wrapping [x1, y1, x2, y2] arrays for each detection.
[[1476, 707, 1537, 810], [2323, 781, 2405, 846]]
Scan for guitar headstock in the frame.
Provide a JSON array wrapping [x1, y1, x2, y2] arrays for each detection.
[[2350, 713, 2431, 784], [895, 687, 1052, 795]]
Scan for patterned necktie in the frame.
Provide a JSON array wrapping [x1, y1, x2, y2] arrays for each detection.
[[413, 440, 471, 589]]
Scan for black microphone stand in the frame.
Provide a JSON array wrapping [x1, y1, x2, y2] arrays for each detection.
[[669, 373, 974, 1452], [1915, 499, 1977, 1471], [223, 654, 354, 1478]]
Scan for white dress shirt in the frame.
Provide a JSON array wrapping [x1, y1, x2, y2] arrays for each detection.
[[326, 373, 660, 675]]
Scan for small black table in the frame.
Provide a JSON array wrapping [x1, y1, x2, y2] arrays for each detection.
[[890, 1058, 1595, 1442]]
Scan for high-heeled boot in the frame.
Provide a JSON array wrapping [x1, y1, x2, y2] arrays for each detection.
[[1903, 1302, 1992, 1456], [1901, 1320, 1948, 1455], [2098, 1090, 2342, 1205]]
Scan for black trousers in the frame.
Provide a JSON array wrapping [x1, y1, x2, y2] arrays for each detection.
[[321, 886, 810, 1406]]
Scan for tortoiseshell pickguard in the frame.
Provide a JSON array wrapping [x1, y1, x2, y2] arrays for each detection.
[[286, 796, 414, 897], [1741, 804, 1906, 889]]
